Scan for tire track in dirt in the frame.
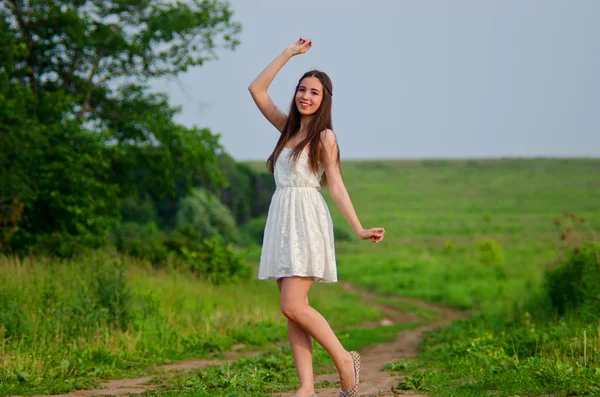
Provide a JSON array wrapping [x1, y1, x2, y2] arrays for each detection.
[[26, 283, 466, 397]]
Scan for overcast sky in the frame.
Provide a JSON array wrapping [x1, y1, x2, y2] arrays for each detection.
[[151, 0, 599, 161]]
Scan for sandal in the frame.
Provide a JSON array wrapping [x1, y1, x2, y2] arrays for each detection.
[[339, 351, 360, 397]]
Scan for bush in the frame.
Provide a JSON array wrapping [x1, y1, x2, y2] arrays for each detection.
[[334, 224, 354, 242], [116, 221, 161, 240], [28, 232, 106, 258], [112, 223, 250, 285], [238, 216, 267, 246], [113, 221, 170, 264], [176, 187, 238, 242], [119, 236, 170, 264], [476, 238, 506, 281], [2, 122, 121, 258], [544, 242, 600, 320], [476, 238, 504, 266], [217, 153, 275, 225], [183, 236, 251, 284], [120, 194, 159, 225]]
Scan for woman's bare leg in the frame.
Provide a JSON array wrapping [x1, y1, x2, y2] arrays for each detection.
[[277, 279, 314, 395], [278, 277, 356, 391]]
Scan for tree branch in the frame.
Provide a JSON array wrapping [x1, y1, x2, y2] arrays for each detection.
[[78, 50, 104, 121]]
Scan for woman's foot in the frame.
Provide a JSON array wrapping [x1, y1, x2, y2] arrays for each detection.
[[339, 351, 360, 396], [293, 387, 317, 397], [338, 351, 357, 390]]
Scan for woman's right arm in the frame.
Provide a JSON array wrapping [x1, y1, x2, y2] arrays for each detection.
[[248, 37, 312, 133]]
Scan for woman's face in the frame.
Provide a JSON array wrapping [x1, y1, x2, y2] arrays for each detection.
[[295, 76, 323, 116]]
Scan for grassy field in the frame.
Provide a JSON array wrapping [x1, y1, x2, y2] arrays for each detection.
[[2, 157, 600, 396], [324, 157, 600, 396], [0, 253, 384, 395], [246, 157, 600, 309], [249, 157, 600, 396], [326, 158, 599, 305]]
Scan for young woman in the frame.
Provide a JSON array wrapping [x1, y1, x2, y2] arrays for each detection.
[[248, 37, 385, 397]]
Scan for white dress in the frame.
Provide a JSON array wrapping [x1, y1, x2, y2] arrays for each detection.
[[258, 147, 337, 283]]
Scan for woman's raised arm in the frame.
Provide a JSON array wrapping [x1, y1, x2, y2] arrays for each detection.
[[248, 37, 312, 133]]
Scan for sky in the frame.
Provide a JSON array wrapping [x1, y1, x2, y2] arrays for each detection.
[[151, 0, 600, 161]]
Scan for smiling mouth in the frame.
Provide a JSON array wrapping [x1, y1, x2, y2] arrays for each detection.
[[299, 102, 311, 109]]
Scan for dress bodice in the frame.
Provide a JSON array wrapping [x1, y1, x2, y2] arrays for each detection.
[[274, 147, 324, 189]]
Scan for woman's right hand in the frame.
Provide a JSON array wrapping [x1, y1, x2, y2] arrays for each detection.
[[285, 37, 312, 56]]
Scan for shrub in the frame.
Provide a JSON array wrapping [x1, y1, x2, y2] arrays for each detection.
[[176, 187, 238, 242], [120, 194, 158, 225], [238, 216, 267, 246], [544, 242, 600, 320], [217, 153, 275, 225], [334, 224, 354, 242], [112, 223, 250, 285], [476, 238, 504, 266], [183, 236, 251, 284], [113, 221, 169, 264]]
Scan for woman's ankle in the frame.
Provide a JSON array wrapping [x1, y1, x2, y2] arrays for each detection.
[[334, 349, 352, 371], [295, 385, 315, 396]]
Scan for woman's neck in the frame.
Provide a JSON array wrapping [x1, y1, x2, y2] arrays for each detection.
[[299, 115, 313, 132]]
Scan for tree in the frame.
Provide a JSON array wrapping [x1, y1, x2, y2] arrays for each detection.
[[0, 0, 241, 254]]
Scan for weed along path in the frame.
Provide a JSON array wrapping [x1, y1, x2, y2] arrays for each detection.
[[29, 283, 465, 397]]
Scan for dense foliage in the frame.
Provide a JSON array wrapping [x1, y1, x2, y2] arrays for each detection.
[[0, 0, 244, 256]]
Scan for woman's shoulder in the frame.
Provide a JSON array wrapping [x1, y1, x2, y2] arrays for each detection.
[[320, 129, 337, 148]]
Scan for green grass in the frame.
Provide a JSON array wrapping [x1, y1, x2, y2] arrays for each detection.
[[3, 157, 600, 396], [246, 157, 600, 396], [246, 158, 600, 311], [0, 251, 384, 395], [383, 315, 600, 396], [143, 321, 421, 396], [370, 296, 441, 320], [321, 158, 600, 396], [322, 158, 600, 311]]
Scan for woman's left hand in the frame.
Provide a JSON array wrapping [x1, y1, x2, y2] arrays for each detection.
[[357, 228, 385, 243]]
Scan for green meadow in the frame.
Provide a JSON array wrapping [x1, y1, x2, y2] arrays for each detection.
[[250, 156, 600, 396], [329, 158, 600, 310], [2, 157, 600, 396], [327, 157, 600, 396]]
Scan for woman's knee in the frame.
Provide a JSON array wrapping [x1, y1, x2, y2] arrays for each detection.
[[280, 300, 305, 321]]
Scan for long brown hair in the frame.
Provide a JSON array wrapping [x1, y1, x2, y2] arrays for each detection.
[[266, 70, 340, 187]]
